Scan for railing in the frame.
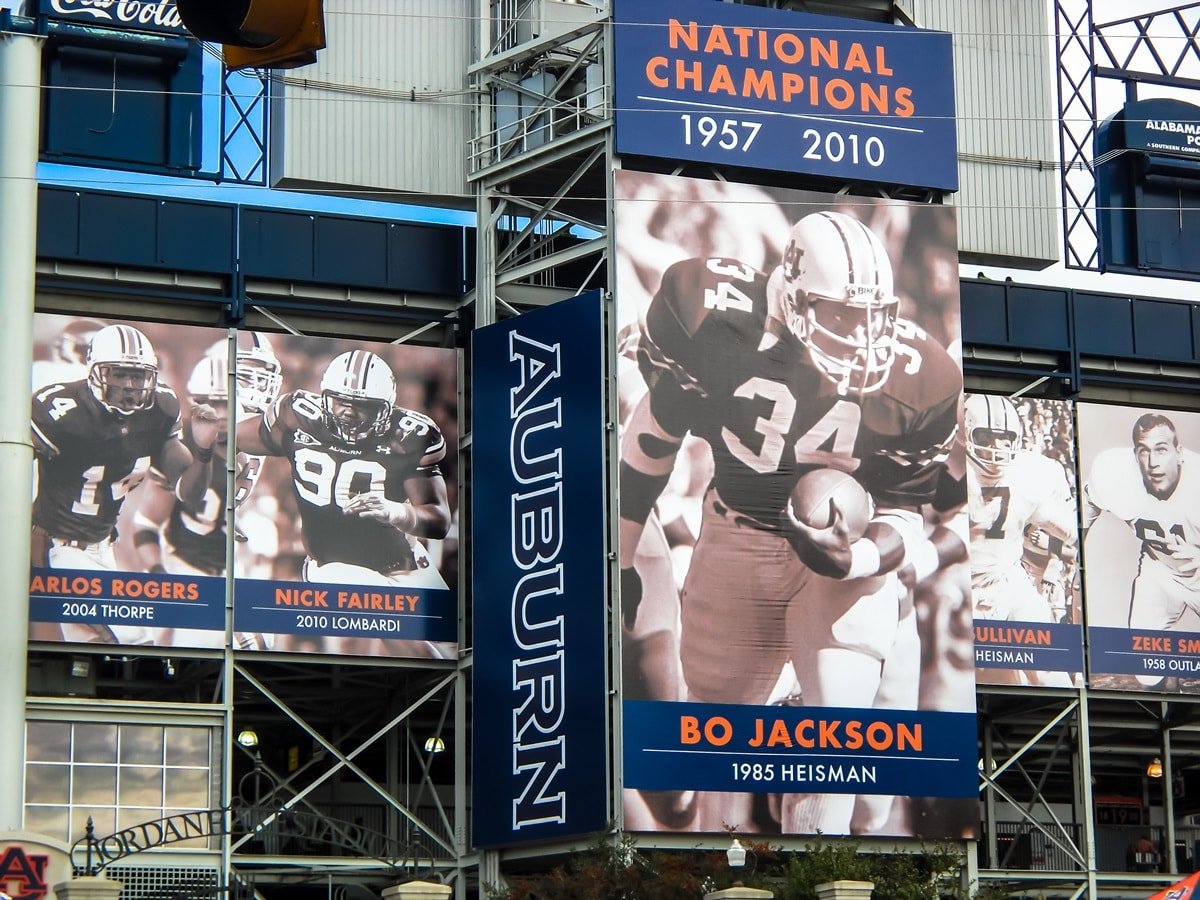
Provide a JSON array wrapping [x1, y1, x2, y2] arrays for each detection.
[[470, 87, 608, 174], [982, 822, 1085, 872], [982, 822, 1200, 874]]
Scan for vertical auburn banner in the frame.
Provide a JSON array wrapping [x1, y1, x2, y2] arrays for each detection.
[[616, 170, 977, 839], [471, 292, 609, 846]]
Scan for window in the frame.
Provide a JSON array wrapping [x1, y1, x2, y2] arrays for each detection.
[[25, 721, 218, 848]]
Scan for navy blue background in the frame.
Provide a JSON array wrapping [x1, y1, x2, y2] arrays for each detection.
[[974, 620, 1084, 674], [471, 293, 609, 847], [624, 700, 978, 798], [1089, 625, 1200, 680], [30, 567, 224, 637], [612, 0, 958, 189]]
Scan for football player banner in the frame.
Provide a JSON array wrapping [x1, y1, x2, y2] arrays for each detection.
[[231, 332, 459, 658], [471, 291, 609, 846], [965, 395, 1084, 688], [615, 170, 977, 839], [28, 313, 228, 648], [1079, 403, 1200, 693]]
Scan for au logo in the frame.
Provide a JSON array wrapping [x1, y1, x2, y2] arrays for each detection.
[[0, 846, 50, 900]]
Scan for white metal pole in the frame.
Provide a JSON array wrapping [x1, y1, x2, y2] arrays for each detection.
[[0, 24, 43, 831]]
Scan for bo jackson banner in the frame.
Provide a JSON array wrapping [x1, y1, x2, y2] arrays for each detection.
[[1079, 402, 1200, 693], [28, 313, 228, 648], [471, 292, 609, 846], [230, 332, 459, 658], [616, 171, 977, 839]]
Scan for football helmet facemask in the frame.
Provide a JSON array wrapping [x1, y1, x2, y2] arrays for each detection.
[[87, 324, 159, 415], [965, 394, 1022, 474], [780, 211, 900, 396], [319, 350, 396, 444], [207, 332, 282, 413]]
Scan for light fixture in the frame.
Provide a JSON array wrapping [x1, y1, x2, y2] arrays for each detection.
[[424, 736, 445, 754], [162, 658, 176, 679], [726, 837, 747, 869], [236, 729, 259, 749], [1148, 757, 1164, 779], [69, 657, 91, 678]]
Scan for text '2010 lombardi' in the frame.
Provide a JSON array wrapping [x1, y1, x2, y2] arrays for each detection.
[[508, 330, 568, 830]]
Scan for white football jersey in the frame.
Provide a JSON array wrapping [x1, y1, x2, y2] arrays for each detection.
[[1084, 446, 1200, 585], [968, 451, 1072, 581]]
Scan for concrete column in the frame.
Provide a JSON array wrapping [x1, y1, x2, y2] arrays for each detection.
[[54, 876, 123, 900], [704, 886, 774, 900], [381, 881, 452, 900], [0, 22, 43, 832], [814, 881, 874, 900]]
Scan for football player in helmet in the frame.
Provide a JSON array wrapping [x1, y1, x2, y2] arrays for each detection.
[[1084, 413, 1200, 679], [132, 352, 271, 649], [963, 394, 1077, 688], [32, 316, 106, 391], [215, 331, 283, 415], [618, 201, 968, 837], [778, 210, 900, 397], [235, 348, 452, 658], [31, 322, 220, 642]]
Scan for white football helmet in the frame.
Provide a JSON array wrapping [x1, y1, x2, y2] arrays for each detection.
[[208, 332, 282, 413], [780, 211, 900, 395], [87, 324, 159, 415], [188, 352, 229, 405], [56, 318, 107, 365], [965, 394, 1022, 474], [319, 350, 396, 444]]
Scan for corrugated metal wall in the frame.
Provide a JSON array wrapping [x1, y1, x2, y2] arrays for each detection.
[[909, 0, 1059, 269], [271, 0, 473, 202]]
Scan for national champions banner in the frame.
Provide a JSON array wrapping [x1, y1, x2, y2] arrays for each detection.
[[616, 170, 977, 840], [471, 292, 609, 846], [612, 0, 958, 190]]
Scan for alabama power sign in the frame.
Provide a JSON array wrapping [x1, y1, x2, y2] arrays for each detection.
[[612, 0, 958, 189]]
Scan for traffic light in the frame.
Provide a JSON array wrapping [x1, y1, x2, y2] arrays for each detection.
[[175, 0, 326, 71]]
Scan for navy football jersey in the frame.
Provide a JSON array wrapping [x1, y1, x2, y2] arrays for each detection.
[[162, 423, 261, 575], [637, 257, 961, 525], [32, 379, 182, 543], [258, 390, 445, 572]]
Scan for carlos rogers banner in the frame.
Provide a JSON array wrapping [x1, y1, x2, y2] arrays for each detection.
[[29, 314, 228, 649], [471, 292, 609, 846], [612, 0, 958, 190]]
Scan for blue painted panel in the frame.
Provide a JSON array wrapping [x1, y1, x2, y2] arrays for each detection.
[[317, 217, 388, 286], [38, 188, 81, 259], [1008, 286, 1070, 350], [240, 210, 317, 282], [959, 280, 1009, 345], [389, 223, 464, 296], [79, 192, 158, 267], [1074, 293, 1134, 357], [1132, 298, 1195, 361], [158, 200, 234, 271]]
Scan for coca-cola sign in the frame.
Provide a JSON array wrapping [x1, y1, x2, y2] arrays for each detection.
[[40, 0, 189, 36]]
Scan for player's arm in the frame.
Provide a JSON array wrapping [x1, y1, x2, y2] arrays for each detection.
[[158, 405, 222, 511], [788, 503, 967, 581], [131, 480, 174, 574], [345, 472, 451, 538]]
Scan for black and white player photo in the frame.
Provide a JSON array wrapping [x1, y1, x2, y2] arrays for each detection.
[[1078, 403, 1200, 693], [615, 171, 974, 840], [231, 333, 459, 659], [29, 313, 228, 647], [964, 395, 1081, 688]]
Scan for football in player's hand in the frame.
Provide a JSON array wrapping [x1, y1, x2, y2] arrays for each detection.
[[787, 468, 871, 541]]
